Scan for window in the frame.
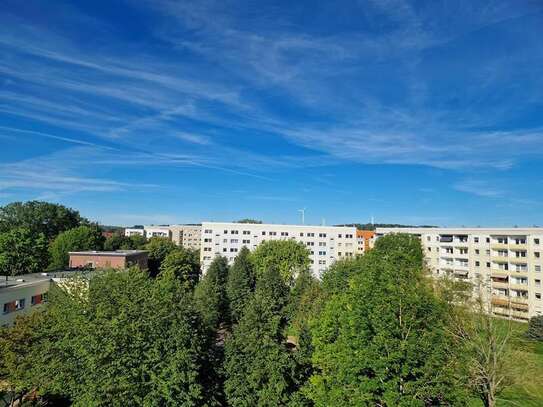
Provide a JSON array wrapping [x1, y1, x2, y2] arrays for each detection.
[[281, 232, 288, 236], [203, 247, 212, 251], [15, 299, 25, 310], [486, 262, 491, 268], [262, 231, 266, 235], [345, 234, 354, 238], [269, 231, 277, 236], [230, 239, 238, 243], [242, 239, 250, 244], [475, 261, 480, 267], [319, 233, 327, 238], [318, 260, 326, 265], [204, 229, 212, 233], [319, 251, 326, 256], [428, 247, 431, 252], [459, 248, 468, 255], [536, 265, 542, 272], [319, 242, 326, 247], [224, 230, 228, 234], [474, 237, 479, 243], [537, 293, 542, 300], [339, 234, 343, 238], [204, 238, 212, 242], [475, 249, 480, 255], [223, 239, 227, 243], [299, 232, 304, 237], [535, 238, 540, 244], [486, 250, 491, 256], [486, 237, 490, 243], [30, 294, 43, 305], [307, 233, 315, 237], [243, 230, 250, 235], [427, 236, 431, 241], [230, 248, 238, 253], [338, 252, 342, 256], [231, 230, 239, 234], [536, 252, 541, 258], [223, 248, 227, 252], [536, 279, 541, 287], [3, 301, 15, 314]]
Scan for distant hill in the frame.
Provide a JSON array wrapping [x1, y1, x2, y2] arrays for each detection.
[[335, 223, 438, 231]]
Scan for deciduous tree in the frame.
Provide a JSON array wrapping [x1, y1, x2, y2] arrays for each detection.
[[159, 248, 201, 289], [194, 256, 229, 331], [226, 247, 256, 324], [49, 225, 104, 270], [251, 240, 310, 285], [144, 237, 178, 276], [0, 227, 49, 276]]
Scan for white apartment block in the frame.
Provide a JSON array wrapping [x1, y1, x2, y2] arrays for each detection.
[[377, 227, 543, 321], [169, 225, 202, 251], [200, 222, 357, 278], [124, 228, 145, 237]]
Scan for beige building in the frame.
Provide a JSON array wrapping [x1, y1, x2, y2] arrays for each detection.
[[69, 250, 148, 270], [376, 227, 543, 321], [1, 271, 92, 327], [201, 222, 357, 278], [169, 224, 202, 251]]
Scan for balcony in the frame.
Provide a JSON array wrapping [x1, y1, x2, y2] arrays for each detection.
[[509, 243, 528, 251], [509, 257, 528, 265], [491, 243, 509, 250], [491, 256, 509, 264], [491, 281, 509, 289], [491, 296, 510, 307]]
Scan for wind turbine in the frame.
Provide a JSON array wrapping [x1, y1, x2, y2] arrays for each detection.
[[298, 208, 306, 225]]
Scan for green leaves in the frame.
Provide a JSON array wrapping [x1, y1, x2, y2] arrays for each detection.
[[159, 247, 201, 290], [226, 246, 256, 325], [0, 227, 49, 276], [251, 240, 310, 286], [49, 225, 105, 270]]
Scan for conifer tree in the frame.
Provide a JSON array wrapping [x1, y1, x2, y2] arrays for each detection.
[[226, 247, 256, 324]]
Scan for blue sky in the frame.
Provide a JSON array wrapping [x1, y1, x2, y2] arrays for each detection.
[[1, 0, 543, 227]]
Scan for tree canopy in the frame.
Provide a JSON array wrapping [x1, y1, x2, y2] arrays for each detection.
[[226, 247, 256, 324], [0, 201, 86, 241], [0, 227, 49, 276], [251, 240, 310, 285], [159, 247, 201, 290], [144, 237, 178, 276], [307, 234, 466, 406], [49, 225, 105, 270], [0, 269, 214, 406], [194, 256, 230, 331]]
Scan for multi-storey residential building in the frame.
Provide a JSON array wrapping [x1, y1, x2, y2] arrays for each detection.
[[1, 270, 92, 327], [356, 230, 375, 255], [169, 225, 202, 251], [200, 222, 357, 278], [376, 227, 543, 321], [143, 226, 171, 239], [125, 228, 145, 237]]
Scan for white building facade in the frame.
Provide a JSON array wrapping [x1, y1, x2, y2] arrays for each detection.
[[200, 222, 357, 278], [376, 227, 543, 321]]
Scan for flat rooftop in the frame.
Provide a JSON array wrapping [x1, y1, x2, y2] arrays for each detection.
[[69, 250, 148, 257], [0, 270, 93, 290]]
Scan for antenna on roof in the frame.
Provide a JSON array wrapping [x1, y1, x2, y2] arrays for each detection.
[[298, 208, 306, 225]]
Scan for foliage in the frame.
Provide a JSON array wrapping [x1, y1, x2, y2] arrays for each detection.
[[7, 269, 214, 406], [0, 201, 86, 241], [144, 237, 178, 276], [307, 234, 466, 406], [226, 247, 256, 324], [49, 225, 105, 270], [251, 240, 310, 285], [335, 223, 437, 231], [0, 227, 49, 276], [103, 234, 130, 251], [525, 315, 543, 341], [194, 256, 229, 331], [159, 248, 201, 290], [127, 234, 147, 249], [286, 269, 323, 336], [224, 267, 297, 406], [320, 257, 363, 298], [235, 219, 263, 224], [0, 311, 49, 405]]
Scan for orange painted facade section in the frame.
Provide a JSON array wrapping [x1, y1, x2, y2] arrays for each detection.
[[356, 230, 375, 252]]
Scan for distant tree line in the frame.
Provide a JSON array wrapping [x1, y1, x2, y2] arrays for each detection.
[[336, 223, 438, 231]]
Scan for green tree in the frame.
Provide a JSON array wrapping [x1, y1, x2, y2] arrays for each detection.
[[307, 234, 466, 406], [49, 225, 105, 270], [235, 219, 263, 224], [0, 227, 49, 276], [159, 248, 201, 290], [226, 247, 256, 324], [525, 315, 543, 341], [103, 234, 130, 251], [0, 201, 86, 241], [194, 256, 229, 331], [127, 234, 147, 249], [224, 267, 298, 406], [144, 237, 178, 276], [286, 268, 323, 337], [251, 240, 310, 285], [320, 257, 362, 298], [16, 269, 213, 406]]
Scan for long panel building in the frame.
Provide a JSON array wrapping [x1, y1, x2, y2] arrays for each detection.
[[376, 227, 543, 321], [200, 222, 357, 278]]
